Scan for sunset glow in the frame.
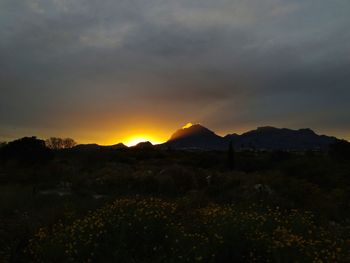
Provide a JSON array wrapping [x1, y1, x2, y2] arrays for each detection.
[[124, 135, 163, 147], [182, 123, 194, 129]]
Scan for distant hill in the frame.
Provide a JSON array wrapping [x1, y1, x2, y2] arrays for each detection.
[[72, 143, 128, 151], [132, 141, 154, 149], [163, 124, 337, 151], [72, 144, 101, 151], [109, 143, 128, 149]]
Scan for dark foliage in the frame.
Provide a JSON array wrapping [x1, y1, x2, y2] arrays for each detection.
[[329, 139, 350, 161], [228, 141, 235, 170], [45, 137, 77, 150], [0, 144, 350, 262], [0, 137, 53, 164]]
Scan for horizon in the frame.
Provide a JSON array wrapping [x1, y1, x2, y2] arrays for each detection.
[[1, 122, 347, 147]]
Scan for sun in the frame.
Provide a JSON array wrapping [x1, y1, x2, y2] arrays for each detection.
[[124, 135, 162, 147]]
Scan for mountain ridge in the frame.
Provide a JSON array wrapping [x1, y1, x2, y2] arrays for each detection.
[[163, 124, 338, 151], [71, 124, 340, 151]]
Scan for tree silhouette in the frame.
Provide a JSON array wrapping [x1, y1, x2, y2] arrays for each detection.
[[62, 138, 77, 149], [45, 137, 77, 150]]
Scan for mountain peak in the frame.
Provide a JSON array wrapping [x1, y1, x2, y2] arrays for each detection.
[[133, 141, 153, 149], [166, 124, 225, 150], [298, 128, 316, 135], [169, 124, 216, 141], [182, 122, 195, 129], [110, 143, 128, 149]]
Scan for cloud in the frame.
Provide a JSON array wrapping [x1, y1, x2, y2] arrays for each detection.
[[79, 23, 136, 48], [0, 0, 350, 142]]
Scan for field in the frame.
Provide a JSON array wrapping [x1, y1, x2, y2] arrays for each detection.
[[1, 147, 349, 262]]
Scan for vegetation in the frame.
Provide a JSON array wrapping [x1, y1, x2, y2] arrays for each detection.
[[0, 138, 349, 262], [45, 138, 77, 150], [0, 137, 52, 164], [26, 198, 348, 262]]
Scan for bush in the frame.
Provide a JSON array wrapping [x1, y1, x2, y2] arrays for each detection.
[[329, 140, 350, 161], [0, 137, 52, 164]]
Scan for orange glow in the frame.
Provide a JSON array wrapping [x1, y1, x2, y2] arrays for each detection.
[[123, 134, 163, 147], [80, 119, 172, 146], [55, 118, 189, 146], [182, 122, 194, 129]]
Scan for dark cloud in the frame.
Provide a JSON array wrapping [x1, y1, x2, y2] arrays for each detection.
[[0, 0, 349, 142]]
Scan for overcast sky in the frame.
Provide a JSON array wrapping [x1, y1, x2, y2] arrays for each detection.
[[1, 0, 349, 144]]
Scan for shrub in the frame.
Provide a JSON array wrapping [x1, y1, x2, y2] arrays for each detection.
[[0, 137, 52, 164]]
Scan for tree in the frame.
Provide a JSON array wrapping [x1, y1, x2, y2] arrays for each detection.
[[62, 138, 77, 149], [45, 137, 77, 150], [45, 137, 62, 149], [0, 141, 6, 148]]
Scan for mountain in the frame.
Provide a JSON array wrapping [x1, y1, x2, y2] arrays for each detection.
[[109, 143, 128, 149], [164, 124, 337, 151], [165, 124, 226, 150], [72, 144, 101, 151], [132, 141, 154, 149], [72, 124, 338, 151], [226, 126, 336, 151], [72, 143, 128, 151]]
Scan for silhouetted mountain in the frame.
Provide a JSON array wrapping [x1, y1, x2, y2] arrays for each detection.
[[72, 144, 101, 151], [132, 141, 154, 149], [164, 124, 337, 151], [226, 126, 337, 151], [72, 143, 128, 151], [165, 124, 225, 150], [109, 143, 128, 149]]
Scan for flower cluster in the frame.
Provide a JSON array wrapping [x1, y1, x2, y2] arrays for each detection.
[[196, 204, 347, 262], [26, 198, 349, 262]]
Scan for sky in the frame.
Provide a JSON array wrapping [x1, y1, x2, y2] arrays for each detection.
[[0, 0, 349, 145]]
